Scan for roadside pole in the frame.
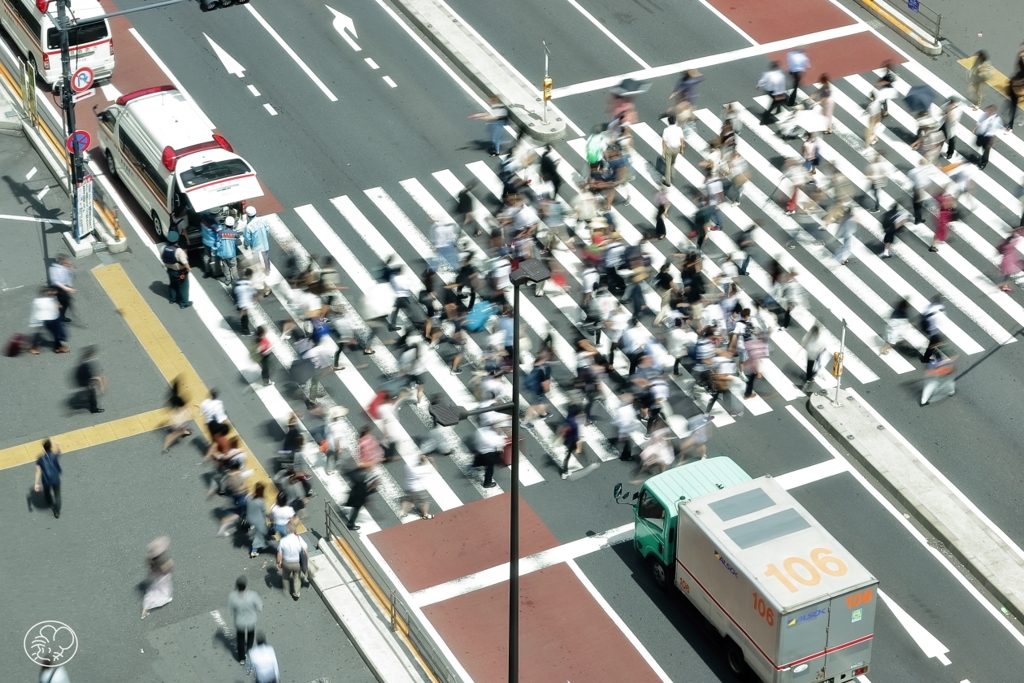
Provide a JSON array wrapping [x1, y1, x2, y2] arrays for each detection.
[[831, 320, 847, 406], [55, 0, 84, 242], [542, 42, 552, 124]]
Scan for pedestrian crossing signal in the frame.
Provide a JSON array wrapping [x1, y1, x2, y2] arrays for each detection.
[[543, 77, 553, 101], [831, 352, 844, 378]]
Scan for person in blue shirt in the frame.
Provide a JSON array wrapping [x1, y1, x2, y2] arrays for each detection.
[[216, 215, 241, 285], [33, 438, 63, 518], [200, 212, 221, 279], [243, 206, 271, 280]]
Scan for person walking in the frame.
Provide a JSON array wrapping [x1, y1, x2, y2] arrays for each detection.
[[28, 287, 68, 354], [75, 346, 105, 414], [245, 633, 281, 683], [141, 536, 173, 619], [929, 193, 955, 252], [800, 326, 827, 390], [865, 90, 883, 147], [661, 115, 683, 184], [810, 73, 834, 134], [881, 298, 912, 355], [786, 48, 810, 106], [1007, 46, 1024, 131], [865, 152, 887, 212], [400, 453, 434, 519], [387, 265, 414, 332], [33, 438, 63, 518], [880, 205, 907, 259], [276, 522, 308, 600], [473, 422, 504, 489], [973, 105, 1003, 170], [48, 254, 75, 323], [469, 95, 509, 157], [227, 576, 263, 665], [233, 269, 256, 336], [216, 215, 241, 285], [162, 377, 192, 453], [920, 295, 947, 363], [909, 158, 931, 225], [161, 231, 192, 309], [998, 229, 1022, 292], [243, 206, 272, 292], [941, 98, 959, 160], [558, 405, 584, 479], [270, 491, 295, 539], [246, 482, 270, 558], [757, 61, 787, 125], [967, 50, 992, 110]]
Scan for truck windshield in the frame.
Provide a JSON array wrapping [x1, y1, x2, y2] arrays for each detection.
[[179, 159, 252, 188], [47, 20, 108, 50]]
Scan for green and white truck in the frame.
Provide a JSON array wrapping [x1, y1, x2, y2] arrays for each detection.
[[616, 457, 877, 683]]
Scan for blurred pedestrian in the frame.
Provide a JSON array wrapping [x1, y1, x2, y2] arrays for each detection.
[[921, 354, 956, 405], [400, 453, 434, 519], [243, 206, 272, 292], [865, 90, 882, 147], [270, 491, 295, 539], [973, 105, 1003, 170], [227, 575, 263, 665], [786, 48, 810, 106], [161, 231, 192, 309], [38, 660, 70, 683], [835, 208, 859, 265], [199, 389, 229, 454], [253, 326, 273, 386], [141, 536, 173, 619], [661, 115, 683, 184], [1007, 46, 1024, 131], [469, 95, 509, 157], [967, 50, 992, 110], [233, 269, 256, 336], [200, 212, 220, 279], [247, 482, 270, 558], [880, 204, 907, 259], [162, 377, 192, 453], [941, 99, 959, 160], [216, 215, 241, 285], [929, 192, 955, 252], [801, 325, 827, 390], [998, 229, 1022, 292], [75, 346, 105, 414], [245, 633, 281, 683], [810, 73, 834, 134], [757, 61, 787, 125], [474, 421, 504, 488], [875, 60, 897, 117], [33, 438, 62, 519], [48, 254, 74, 323], [276, 522, 308, 600], [28, 287, 68, 354], [559, 404, 583, 479], [881, 298, 912, 355], [921, 295, 947, 363]]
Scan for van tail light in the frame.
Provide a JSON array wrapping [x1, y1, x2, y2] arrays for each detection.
[[212, 134, 232, 152], [42, 53, 50, 70], [162, 146, 177, 172], [35, 0, 48, 12], [854, 666, 869, 676], [109, 36, 114, 56]]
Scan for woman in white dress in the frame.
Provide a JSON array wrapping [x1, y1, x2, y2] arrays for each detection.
[[142, 536, 173, 619]]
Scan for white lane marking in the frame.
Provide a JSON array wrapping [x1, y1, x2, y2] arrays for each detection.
[[567, 559, 674, 683], [204, 33, 246, 77], [382, 75, 397, 88], [412, 524, 633, 607], [263, 103, 278, 116], [551, 24, 867, 98], [327, 6, 361, 52], [774, 457, 849, 490], [695, 0, 758, 45], [559, 0, 651, 68], [365, 57, 379, 69], [25, 167, 37, 181], [423, 0, 584, 136], [247, 84, 261, 97], [786, 403, 1024, 648], [99, 83, 121, 101], [0, 213, 70, 225], [245, 4, 339, 102], [35, 186, 49, 201], [878, 589, 952, 665], [128, 28, 216, 130], [361, 536, 476, 682]]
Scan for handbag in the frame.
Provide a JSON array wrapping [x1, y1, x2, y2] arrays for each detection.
[[655, 155, 667, 175]]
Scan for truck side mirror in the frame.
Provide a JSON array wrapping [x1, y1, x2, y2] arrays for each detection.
[[613, 483, 638, 507], [632, 492, 639, 500], [613, 483, 623, 499]]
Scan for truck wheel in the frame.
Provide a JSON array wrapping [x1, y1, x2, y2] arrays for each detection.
[[648, 557, 671, 592], [152, 211, 164, 239], [725, 640, 749, 679], [105, 150, 118, 179]]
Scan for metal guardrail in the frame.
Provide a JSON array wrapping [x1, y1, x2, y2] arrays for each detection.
[[906, 0, 942, 45], [323, 501, 464, 683]]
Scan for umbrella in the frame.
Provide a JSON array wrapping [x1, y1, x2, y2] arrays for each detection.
[[904, 85, 937, 113], [289, 358, 316, 384], [610, 78, 651, 97], [791, 109, 831, 134]]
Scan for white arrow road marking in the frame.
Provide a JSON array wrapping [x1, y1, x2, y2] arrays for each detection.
[[203, 33, 246, 78], [327, 6, 361, 51], [878, 589, 951, 665]]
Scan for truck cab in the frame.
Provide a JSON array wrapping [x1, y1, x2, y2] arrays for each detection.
[[620, 457, 751, 590]]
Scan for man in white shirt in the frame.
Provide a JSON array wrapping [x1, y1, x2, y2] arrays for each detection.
[[661, 115, 684, 184], [908, 158, 932, 224], [786, 49, 810, 106], [48, 254, 75, 322], [974, 105, 1003, 169], [757, 61, 788, 125], [245, 633, 281, 683], [199, 390, 229, 456], [431, 219, 458, 270], [387, 266, 414, 332], [276, 523, 308, 600]]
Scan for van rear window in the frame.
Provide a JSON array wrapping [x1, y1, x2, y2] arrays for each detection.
[[179, 159, 252, 188], [46, 19, 108, 50]]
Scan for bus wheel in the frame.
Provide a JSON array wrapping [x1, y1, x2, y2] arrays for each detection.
[[648, 557, 670, 592], [725, 639, 749, 678], [152, 211, 164, 239]]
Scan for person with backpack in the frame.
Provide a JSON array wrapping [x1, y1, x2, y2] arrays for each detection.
[[33, 439, 63, 518], [75, 346, 105, 414], [161, 231, 192, 309]]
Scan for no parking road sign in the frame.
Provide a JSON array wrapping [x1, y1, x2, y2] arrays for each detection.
[[71, 66, 94, 93], [65, 130, 91, 154]]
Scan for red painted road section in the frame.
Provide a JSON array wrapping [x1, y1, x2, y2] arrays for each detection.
[[371, 494, 664, 681], [706, 0, 905, 80]]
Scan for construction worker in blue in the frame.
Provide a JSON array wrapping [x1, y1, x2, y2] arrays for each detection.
[[216, 215, 241, 285], [200, 211, 221, 279]]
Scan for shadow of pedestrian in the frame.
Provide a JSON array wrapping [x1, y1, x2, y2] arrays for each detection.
[[25, 488, 49, 512], [211, 628, 236, 660], [148, 280, 170, 300]]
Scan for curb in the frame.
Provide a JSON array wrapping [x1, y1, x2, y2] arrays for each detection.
[[390, 0, 566, 142], [851, 0, 942, 56], [808, 391, 1024, 623]]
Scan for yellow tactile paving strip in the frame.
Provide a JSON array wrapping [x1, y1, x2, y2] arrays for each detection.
[[2, 263, 296, 529], [959, 55, 1023, 111]]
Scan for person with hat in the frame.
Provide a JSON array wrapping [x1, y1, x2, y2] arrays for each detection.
[[161, 230, 192, 308], [243, 206, 272, 294], [216, 214, 242, 285]]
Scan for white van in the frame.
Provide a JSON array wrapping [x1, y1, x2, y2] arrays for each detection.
[[95, 85, 264, 246], [1, 0, 114, 88]]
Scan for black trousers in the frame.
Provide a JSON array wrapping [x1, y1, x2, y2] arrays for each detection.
[[941, 122, 955, 158], [787, 71, 804, 106], [388, 296, 411, 330], [85, 383, 100, 412], [762, 94, 785, 124], [1009, 91, 1019, 129], [42, 482, 61, 516], [55, 289, 71, 318], [260, 355, 271, 383], [913, 197, 925, 225], [805, 359, 816, 383], [236, 627, 255, 661], [167, 271, 189, 305], [743, 373, 757, 398], [977, 134, 992, 167], [922, 334, 942, 362]]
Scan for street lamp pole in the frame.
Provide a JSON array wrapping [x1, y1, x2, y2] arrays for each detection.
[[55, 0, 83, 242]]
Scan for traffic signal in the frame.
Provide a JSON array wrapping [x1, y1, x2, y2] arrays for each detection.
[[199, 0, 249, 10]]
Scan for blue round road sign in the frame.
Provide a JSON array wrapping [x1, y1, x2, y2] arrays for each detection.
[[65, 130, 91, 153]]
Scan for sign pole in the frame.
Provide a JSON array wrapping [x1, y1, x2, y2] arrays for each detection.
[[542, 41, 551, 124], [56, 0, 84, 242], [832, 320, 847, 407]]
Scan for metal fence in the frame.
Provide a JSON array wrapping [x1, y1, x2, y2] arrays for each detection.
[[322, 502, 465, 683], [906, 0, 942, 45]]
